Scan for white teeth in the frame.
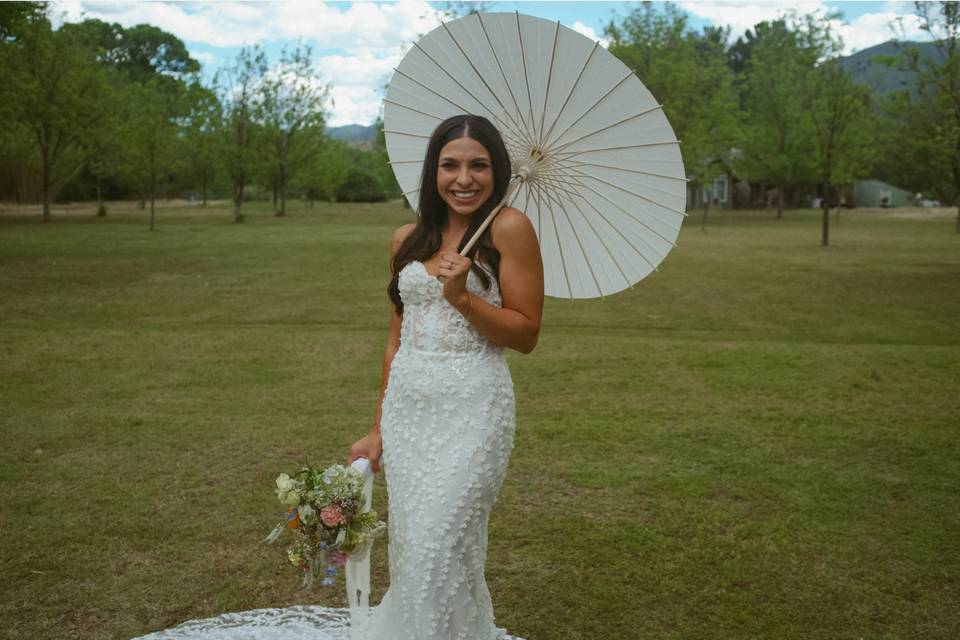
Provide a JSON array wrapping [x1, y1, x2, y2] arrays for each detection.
[[453, 191, 478, 199]]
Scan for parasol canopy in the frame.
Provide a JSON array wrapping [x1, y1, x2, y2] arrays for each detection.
[[384, 11, 687, 299]]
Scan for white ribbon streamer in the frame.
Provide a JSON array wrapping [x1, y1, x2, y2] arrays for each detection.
[[346, 457, 374, 638]]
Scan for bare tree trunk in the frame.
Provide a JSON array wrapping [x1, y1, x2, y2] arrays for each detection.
[[234, 182, 245, 223], [700, 195, 711, 230], [96, 182, 105, 217], [821, 183, 830, 247], [956, 203, 959, 234], [149, 172, 156, 232], [277, 165, 287, 217], [41, 153, 51, 223], [776, 184, 784, 219]]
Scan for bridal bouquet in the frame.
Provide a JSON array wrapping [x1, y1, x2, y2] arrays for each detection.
[[263, 462, 386, 589]]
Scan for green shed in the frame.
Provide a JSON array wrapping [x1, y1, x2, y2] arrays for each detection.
[[853, 179, 913, 208]]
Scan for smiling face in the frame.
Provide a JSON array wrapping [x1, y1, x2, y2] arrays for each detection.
[[436, 136, 494, 220]]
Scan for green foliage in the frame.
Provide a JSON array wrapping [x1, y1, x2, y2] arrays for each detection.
[[257, 43, 330, 215], [876, 1, 960, 229], [605, 2, 740, 192], [0, 7, 107, 219], [336, 169, 387, 202], [735, 18, 820, 211], [122, 77, 187, 229], [293, 131, 351, 203], [61, 19, 199, 83], [216, 45, 268, 222]]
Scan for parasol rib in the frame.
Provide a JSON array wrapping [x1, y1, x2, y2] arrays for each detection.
[[552, 166, 688, 219], [539, 40, 600, 148], [410, 40, 533, 149], [439, 19, 534, 149], [536, 21, 562, 150], [477, 13, 536, 148], [384, 96, 527, 150], [557, 160, 689, 182], [536, 180, 575, 298], [548, 104, 665, 157], [543, 70, 633, 150], [561, 172, 676, 251], [538, 180, 605, 297], [537, 172, 661, 274], [560, 186, 637, 292], [515, 11, 539, 146], [383, 129, 430, 138]]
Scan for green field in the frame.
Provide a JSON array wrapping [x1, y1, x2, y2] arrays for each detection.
[[1, 200, 958, 640]]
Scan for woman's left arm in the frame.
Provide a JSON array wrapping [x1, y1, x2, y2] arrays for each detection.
[[439, 207, 544, 354]]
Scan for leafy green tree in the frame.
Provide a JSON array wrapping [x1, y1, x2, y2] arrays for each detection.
[[123, 78, 184, 230], [256, 43, 330, 216], [62, 19, 199, 83], [183, 80, 223, 206], [605, 2, 740, 219], [217, 45, 267, 223], [881, 2, 960, 232], [0, 8, 106, 221], [736, 18, 826, 218], [806, 60, 874, 246], [293, 128, 351, 204]]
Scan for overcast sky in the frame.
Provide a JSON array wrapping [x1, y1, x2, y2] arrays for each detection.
[[56, 1, 930, 127]]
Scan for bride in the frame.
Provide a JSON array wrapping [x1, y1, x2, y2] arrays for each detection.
[[136, 114, 543, 640]]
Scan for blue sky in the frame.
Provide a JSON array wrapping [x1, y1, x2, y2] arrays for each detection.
[[58, 1, 930, 126]]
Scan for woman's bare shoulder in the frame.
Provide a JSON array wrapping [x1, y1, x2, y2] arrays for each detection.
[[391, 223, 417, 255], [491, 207, 537, 254]]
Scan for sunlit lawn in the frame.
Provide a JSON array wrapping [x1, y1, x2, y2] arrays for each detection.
[[1, 199, 958, 639]]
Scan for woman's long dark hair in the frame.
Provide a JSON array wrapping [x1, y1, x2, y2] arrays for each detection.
[[388, 114, 512, 314]]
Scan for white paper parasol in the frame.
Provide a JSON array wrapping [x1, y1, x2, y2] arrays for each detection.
[[384, 11, 687, 299]]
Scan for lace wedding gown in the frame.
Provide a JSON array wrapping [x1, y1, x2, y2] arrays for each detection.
[[136, 260, 523, 640]]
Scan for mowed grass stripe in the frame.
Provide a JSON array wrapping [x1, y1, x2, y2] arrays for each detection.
[[1, 201, 958, 639]]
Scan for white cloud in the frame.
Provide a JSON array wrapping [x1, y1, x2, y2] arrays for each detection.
[[678, 0, 929, 54], [193, 51, 217, 67], [571, 21, 610, 48], [835, 10, 926, 52], [57, 0, 444, 49], [316, 46, 405, 126]]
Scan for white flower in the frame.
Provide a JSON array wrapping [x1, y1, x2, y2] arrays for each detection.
[[298, 504, 316, 523], [276, 473, 295, 492], [281, 490, 301, 507]]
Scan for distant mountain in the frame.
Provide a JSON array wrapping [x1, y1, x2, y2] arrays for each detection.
[[837, 40, 944, 97], [327, 123, 378, 146]]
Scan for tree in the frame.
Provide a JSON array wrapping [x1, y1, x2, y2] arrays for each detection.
[[605, 2, 740, 219], [123, 78, 184, 230], [217, 45, 267, 223], [736, 18, 829, 218], [256, 43, 330, 216], [0, 8, 105, 221], [182, 80, 223, 206], [883, 2, 960, 232], [63, 19, 199, 84], [293, 128, 350, 204], [806, 60, 873, 246]]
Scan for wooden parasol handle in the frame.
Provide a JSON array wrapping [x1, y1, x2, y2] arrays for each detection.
[[459, 175, 524, 257]]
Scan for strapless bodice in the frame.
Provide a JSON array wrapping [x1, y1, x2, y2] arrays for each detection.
[[397, 260, 502, 355]]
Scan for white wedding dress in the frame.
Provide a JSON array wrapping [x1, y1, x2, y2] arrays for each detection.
[[136, 260, 523, 640]]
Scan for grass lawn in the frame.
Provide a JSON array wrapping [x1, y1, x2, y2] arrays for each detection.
[[1, 200, 958, 640]]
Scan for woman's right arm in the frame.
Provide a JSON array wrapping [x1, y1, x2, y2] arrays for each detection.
[[347, 223, 415, 473]]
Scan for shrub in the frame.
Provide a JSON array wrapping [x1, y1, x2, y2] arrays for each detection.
[[336, 170, 386, 203]]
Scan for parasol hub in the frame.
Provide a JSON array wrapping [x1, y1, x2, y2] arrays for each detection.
[[516, 148, 546, 182]]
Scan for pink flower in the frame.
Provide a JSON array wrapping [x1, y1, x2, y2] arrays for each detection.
[[320, 504, 345, 527]]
